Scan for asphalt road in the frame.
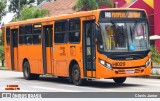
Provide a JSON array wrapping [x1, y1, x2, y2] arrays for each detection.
[[0, 70, 160, 92]]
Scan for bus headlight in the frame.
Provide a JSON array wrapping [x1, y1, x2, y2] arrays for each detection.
[[106, 63, 112, 70], [145, 58, 151, 68], [99, 59, 112, 70], [99, 59, 105, 66]]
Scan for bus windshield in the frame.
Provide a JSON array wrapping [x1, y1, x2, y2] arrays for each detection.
[[99, 21, 149, 52]]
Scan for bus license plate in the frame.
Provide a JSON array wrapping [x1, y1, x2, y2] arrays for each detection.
[[126, 70, 134, 74]]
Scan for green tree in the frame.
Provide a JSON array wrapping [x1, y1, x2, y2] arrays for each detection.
[[0, 0, 7, 20], [150, 46, 160, 64], [73, 0, 114, 11], [0, 45, 4, 67], [8, 0, 35, 14], [0, 29, 4, 67], [12, 5, 49, 21], [0, 0, 5, 67]]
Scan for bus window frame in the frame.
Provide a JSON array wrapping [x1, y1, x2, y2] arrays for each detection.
[[19, 25, 25, 45], [6, 27, 11, 46], [32, 23, 42, 45], [23, 24, 33, 45], [54, 20, 68, 44], [68, 18, 81, 44]]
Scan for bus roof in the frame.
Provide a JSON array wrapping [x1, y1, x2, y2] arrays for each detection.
[[5, 8, 146, 27]]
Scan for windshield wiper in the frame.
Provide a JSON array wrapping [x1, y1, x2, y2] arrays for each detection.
[[129, 26, 133, 43]]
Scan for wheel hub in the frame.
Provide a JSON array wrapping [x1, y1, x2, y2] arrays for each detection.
[[73, 69, 79, 81]]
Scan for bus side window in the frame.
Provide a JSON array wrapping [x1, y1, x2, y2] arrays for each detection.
[[25, 25, 32, 44], [33, 24, 42, 44], [6, 27, 10, 45], [19, 26, 25, 44], [54, 21, 68, 44], [69, 19, 80, 43]]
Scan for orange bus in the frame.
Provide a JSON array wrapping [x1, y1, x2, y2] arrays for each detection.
[[4, 8, 151, 86]]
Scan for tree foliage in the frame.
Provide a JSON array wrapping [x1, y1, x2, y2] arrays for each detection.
[[97, 0, 114, 7], [12, 5, 49, 21], [0, 29, 4, 45], [9, 0, 35, 14], [0, 45, 4, 61], [150, 46, 160, 64], [21, 5, 49, 20], [0, 30, 4, 67], [73, 0, 114, 11], [0, 0, 7, 20]]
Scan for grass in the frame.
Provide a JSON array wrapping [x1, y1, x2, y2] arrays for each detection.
[[151, 73, 160, 76], [0, 66, 7, 69]]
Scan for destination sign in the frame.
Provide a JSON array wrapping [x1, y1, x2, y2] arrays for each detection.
[[34, 24, 42, 28], [111, 12, 141, 18], [100, 11, 146, 19]]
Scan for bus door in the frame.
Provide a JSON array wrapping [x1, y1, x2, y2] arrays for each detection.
[[10, 28, 18, 70], [83, 20, 96, 78], [53, 21, 68, 76], [42, 25, 53, 74], [5, 28, 11, 70]]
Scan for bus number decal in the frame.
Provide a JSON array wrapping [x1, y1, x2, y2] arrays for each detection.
[[112, 62, 125, 67], [59, 47, 66, 56]]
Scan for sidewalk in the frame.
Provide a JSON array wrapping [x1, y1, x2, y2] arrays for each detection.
[[142, 75, 160, 79], [136, 75, 160, 79]]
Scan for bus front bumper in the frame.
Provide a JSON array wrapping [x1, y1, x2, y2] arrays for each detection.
[[96, 64, 152, 79]]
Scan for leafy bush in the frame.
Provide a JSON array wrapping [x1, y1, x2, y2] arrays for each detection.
[[0, 45, 4, 67], [73, 0, 113, 11], [150, 45, 160, 64], [12, 5, 49, 21]]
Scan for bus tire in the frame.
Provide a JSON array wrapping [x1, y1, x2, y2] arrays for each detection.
[[23, 61, 39, 80], [72, 64, 84, 86], [113, 77, 126, 84]]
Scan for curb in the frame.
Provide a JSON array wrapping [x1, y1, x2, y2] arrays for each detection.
[[0, 68, 8, 70], [135, 75, 160, 79]]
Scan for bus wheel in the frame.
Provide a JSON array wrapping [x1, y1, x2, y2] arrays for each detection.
[[72, 64, 83, 86], [23, 61, 39, 80], [113, 77, 126, 84]]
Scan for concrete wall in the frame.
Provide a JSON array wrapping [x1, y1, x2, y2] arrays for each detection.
[[154, 0, 160, 50]]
